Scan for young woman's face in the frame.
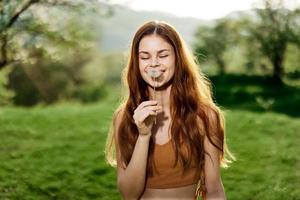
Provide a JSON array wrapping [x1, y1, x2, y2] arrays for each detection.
[[138, 34, 175, 88]]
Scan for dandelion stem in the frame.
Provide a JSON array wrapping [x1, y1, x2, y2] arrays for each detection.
[[154, 77, 156, 124]]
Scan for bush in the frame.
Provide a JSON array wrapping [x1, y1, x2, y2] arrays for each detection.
[[72, 84, 107, 103], [0, 67, 15, 106]]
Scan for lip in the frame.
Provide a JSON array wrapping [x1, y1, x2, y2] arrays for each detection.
[[147, 70, 159, 78], [146, 67, 166, 75], [150, 71, 164, 79]]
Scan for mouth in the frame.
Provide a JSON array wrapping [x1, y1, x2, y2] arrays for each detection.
[[147, 69, 165, 79]]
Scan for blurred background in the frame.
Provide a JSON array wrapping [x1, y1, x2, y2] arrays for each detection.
[[0, 0, 299, 199]]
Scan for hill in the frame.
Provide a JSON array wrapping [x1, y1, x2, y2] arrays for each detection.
[[98, 3, 211, 52]]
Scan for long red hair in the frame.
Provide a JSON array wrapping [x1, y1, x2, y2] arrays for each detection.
[[105, 21, 234, 177]]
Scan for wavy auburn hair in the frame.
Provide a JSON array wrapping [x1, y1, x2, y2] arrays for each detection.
[[105, 21, 234, 176]]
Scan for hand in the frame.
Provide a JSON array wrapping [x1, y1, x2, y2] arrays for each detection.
[[133, 101, 162, 136]]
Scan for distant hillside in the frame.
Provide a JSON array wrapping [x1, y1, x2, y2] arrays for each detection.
[[98, 4, 211, 53]]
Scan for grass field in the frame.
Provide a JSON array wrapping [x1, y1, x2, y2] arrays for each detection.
[[0, 82, 299, 199]]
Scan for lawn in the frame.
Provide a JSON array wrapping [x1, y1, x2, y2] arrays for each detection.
[[0, 90, 299, 199]]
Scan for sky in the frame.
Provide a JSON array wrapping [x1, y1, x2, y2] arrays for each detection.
[[106, 0, 300, 20]]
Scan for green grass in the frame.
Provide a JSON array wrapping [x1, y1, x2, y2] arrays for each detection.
[[223, 109, 300, 200], [0, 102, 120, 200], [0, 99, 299, 199]]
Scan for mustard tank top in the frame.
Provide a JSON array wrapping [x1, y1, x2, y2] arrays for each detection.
[[146, 138, 201, 189]]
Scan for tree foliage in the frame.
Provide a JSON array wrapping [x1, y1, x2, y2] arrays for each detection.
[[0, 0, 109, 105], [194, 19, 236, 74], [193, 0, 300, 82], [251, 0, 300, 82]]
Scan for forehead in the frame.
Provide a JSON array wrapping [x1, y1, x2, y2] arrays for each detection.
[[138, 35, 173, 52]]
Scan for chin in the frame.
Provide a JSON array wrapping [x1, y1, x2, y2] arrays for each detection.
[[147, 81, 161, 88], [156, 82, 165, 87]]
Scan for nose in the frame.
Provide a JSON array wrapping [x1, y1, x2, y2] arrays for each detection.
[[150, 58, 160, 67]]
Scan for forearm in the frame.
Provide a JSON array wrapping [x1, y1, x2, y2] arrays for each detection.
[[205, 186, 226, 200], [118, 134, 150, 199], [206, 192, 226, 200]]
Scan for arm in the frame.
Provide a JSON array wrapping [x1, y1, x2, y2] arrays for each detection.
[[116, 133, 151, 200], [203, 135, 226, 200], [114, 101, 161, 200], [203, 109, 226, 200]]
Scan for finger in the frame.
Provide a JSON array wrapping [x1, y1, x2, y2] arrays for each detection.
[[139, 109, 157, 122], [145, 107, 159, 115], [136, 101, 158, 110], [133, 109, 156, 123], [140, 105, 162, 112], [134, 106, 162, 122]]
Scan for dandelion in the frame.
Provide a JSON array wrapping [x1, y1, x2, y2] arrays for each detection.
[[147, 69, 162, 100], [148, 69, 161, 78], [147, 69, 162, 124]]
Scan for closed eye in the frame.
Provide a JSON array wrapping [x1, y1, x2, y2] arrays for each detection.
[[159, 55, 169, 58]]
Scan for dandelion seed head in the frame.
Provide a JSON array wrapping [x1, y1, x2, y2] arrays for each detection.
[[148, 69, 161, 78]]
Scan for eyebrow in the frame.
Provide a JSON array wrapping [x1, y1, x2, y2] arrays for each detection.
[[139, 49, 170, 54]]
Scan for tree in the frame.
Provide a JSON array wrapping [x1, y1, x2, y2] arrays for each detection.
[[250, 0, 300, 83], [0, 0, 110, 105], [193, 19, 235, 74], [0, 0, 102, 70]]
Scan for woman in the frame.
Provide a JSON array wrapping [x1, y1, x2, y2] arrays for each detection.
[[105, 20, 234, 200]]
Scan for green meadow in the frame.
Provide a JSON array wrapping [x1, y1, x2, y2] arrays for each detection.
[[1, 76, 299, 200]]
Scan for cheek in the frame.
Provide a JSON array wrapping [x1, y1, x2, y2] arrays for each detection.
[[139, 60, 149, 71], [165, 57, 175, 73], [168, 66, 175, 78], [164, 55, 175, 65], [138, 63, 149, 81]]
